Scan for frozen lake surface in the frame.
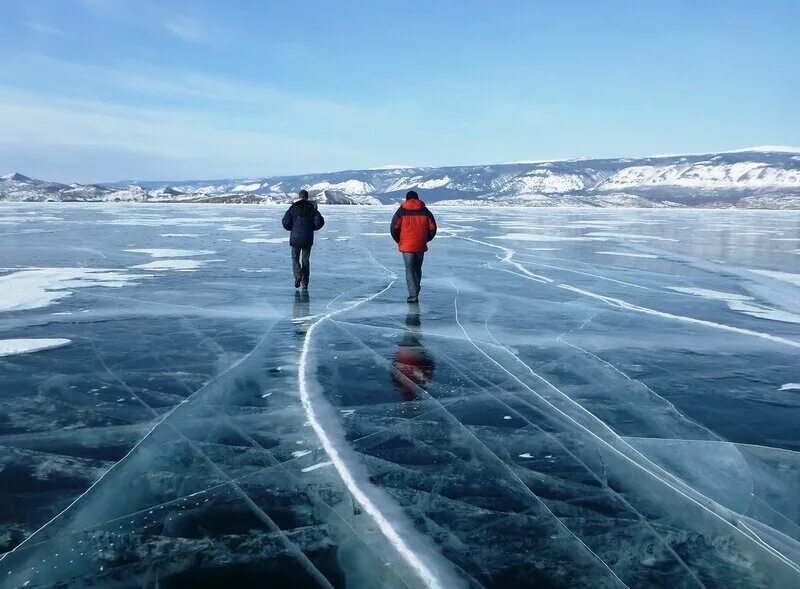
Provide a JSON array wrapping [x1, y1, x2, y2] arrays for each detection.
[[1, 203, 800, 588]]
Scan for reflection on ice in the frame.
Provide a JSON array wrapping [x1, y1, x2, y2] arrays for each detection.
[[1, 204, 799, 587], [392, 309, 436, 402]]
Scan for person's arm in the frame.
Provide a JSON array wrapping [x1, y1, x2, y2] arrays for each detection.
[[390, 210, 402, 243], [426, 209, 437, 241], [282, 208, 293, 231], [313, 210, 325, 231]]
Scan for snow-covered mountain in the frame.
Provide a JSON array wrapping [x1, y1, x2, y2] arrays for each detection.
[[3, 147, 800, 208]]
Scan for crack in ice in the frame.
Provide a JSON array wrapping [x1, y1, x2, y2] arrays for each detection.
[[298, 280, 461, 589]]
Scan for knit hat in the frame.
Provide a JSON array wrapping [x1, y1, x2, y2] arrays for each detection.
[[405, 190, 419, 200]]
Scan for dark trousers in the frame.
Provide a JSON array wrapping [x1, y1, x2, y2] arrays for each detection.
[[402, 252, 424, 297], [292, 246, 311, 286]]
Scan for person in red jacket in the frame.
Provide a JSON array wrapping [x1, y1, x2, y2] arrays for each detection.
[[390, 190, 437, 303]]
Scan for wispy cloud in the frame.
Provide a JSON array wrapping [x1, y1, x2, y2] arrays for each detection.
[[9, 54, 406, 135], [0, 84, 380, 182], [25, 22, 70, 37], [163, 16, 208, 43]]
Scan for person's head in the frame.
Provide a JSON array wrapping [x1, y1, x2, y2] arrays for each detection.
[[298, 189, 309, 200], [406, 190, 419, 200]]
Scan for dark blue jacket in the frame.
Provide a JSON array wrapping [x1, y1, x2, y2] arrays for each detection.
[[282, 200, 325, 248]]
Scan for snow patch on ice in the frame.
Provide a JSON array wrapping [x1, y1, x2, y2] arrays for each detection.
[[585, 232, 679, 242], [0, 338, 71, 357], [488, 233, 605, 242], [669, 287, 800, 324], [596, 251, 659, 259], [131, 259, 209, 272], [301, 461, 333, 472], [748, 269, 800, 288], [125, 249, 215, 258], [0, 268, 147, 313], [242, 237, 285, 244]]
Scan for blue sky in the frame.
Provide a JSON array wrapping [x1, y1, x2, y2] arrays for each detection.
[[1, 0, 797, 183]]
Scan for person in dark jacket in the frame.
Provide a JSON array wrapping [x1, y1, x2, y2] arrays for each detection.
[[282, 190, 325, 288], [390, 190, 437, 303]]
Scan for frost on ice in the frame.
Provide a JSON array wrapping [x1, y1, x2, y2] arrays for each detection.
[[1, 203, 800, 588]]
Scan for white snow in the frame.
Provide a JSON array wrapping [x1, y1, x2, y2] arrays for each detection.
[[306, 180, 375, 195], [599, 161, 800, 190], [729, 145, 800, 154], [669, 287, 800, 324], [301, 461, 333, 473], [0, 268, 146, 313], [159, 233, 203, 238], [231, 182, 262, 192], [747, 269, 800, 288], [504, 170, 587, 194], [0, 338, 71, 357], [596, 251, 659, 259], [585, 232, 679, 242], [488, 233, 605, 242], [416, 176, 451, 189], [367, 164, 414, 170], [241, 237, 285, 244], [125, 249, 215, 258], [131, 259, 207, 271]]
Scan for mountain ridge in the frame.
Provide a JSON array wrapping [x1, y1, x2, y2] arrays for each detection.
[[3, 148, 800, 208]]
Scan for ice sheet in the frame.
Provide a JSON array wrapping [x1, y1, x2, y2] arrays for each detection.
[[1, 203, 799, 588]]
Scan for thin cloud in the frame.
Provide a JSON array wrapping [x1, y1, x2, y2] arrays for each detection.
[[9, 54, 406, 133], [164, 16, 207, 43], [25, 22, 70, 37], [0, 86, 376, 182]]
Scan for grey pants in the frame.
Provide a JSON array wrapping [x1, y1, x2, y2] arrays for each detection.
[[292, 246, 311, 286], [402, 252, 425, 296]]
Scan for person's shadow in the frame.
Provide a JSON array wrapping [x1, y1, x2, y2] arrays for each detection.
[[392, 308, 436, 402]]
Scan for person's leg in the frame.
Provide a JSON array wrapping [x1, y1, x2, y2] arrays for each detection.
[[402, 253, 419, 298], [301, 247, 311, 287], [414, 252, 425, 293], [291, 247, 302, 284]]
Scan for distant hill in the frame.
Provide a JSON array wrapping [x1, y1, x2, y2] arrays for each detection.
[[4, 147, 800, 208]]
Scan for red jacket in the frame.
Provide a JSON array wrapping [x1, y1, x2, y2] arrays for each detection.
[[390, 199, 437, 253]]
